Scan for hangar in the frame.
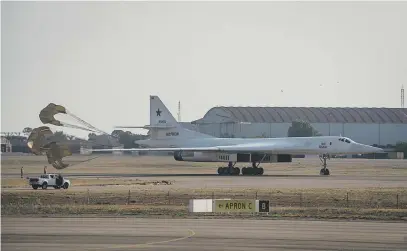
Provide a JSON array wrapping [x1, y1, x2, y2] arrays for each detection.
[[186, 107, 407, 146], [1, 136, 12, 153]]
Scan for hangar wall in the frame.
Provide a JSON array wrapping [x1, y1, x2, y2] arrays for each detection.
[[183, 122, 407, 146], [182, 106, 407, 146]]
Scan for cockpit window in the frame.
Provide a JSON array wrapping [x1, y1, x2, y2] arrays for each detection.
[[339, 137, 351, 143]]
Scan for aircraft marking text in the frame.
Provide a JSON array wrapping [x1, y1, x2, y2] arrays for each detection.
[[166, 132, 179, 136]]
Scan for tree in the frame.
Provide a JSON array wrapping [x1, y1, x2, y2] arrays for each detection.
[[287, 120, 321, 137], [111, 130, 122, 139], [53, 131, 68, 141], [88, 133, 97, 140], [109, 130, 148, 149], [395, 141, 407, 159], [66, 135, 76, 140], [22, 127, 32, 136]]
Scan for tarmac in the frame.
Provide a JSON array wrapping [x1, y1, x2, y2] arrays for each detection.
[[2, 217, 407, 251]]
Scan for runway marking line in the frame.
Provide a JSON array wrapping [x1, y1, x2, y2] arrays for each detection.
[[86, 229, 195, 250]]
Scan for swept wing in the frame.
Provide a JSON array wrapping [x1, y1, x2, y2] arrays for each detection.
[[90, 141, 303, 154]]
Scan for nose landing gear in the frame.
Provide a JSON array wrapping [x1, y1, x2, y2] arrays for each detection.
[[319, 154, 330, 175]]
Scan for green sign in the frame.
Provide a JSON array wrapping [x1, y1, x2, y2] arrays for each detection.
[[213, 199, 256, 213]]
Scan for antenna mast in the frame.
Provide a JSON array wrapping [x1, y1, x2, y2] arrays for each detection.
[[402, 85, 405, 108], [177, 101, 181, 122]]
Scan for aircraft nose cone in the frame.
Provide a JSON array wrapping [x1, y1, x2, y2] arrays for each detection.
[[354, 143, 383, 153], [363, 144, 383, 153], [371, 146, 384, 152]]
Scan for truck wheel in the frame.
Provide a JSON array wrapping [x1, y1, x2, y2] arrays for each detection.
[[41, 182, 48, 189], [63, 183, 69, 189], [32, 185, 38, 190]]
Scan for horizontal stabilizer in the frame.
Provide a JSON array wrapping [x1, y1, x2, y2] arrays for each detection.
[[91, 146, 220, 153], [114, 125, 176, 129]]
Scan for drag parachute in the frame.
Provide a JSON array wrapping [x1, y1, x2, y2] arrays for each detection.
[[39, 103, 108, 135], [28, 103, 118, 170], [26, 126, 73, 169], [27, 126, 54, 155], [45, 142, 72, 169], [39, 103, 67, 126]]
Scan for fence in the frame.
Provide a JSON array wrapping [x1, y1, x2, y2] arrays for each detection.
[[14, 189, 405, 210]]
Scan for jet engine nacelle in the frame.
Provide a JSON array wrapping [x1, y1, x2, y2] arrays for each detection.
[[174, 151, 219, 162], [173, 151, 292, 163]]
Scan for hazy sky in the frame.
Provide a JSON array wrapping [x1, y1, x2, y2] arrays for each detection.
[[2, 1, 407, 138]]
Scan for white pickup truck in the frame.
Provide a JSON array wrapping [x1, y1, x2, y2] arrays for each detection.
[[28, 174, 70, 190]]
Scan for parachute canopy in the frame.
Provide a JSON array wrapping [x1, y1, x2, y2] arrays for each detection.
[[30, 103, 116, 170], [27, 126, 72, 170], [39, 103, 67, 126], [39, 103, 109, 134], [27, 126, 54, 155], [46, 142, 72, 169]]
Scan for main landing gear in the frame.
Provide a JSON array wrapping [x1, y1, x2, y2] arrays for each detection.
[[217, 162, 240, 175], [241, 162, 264, 176], [319, 154, 330, 176], [217, 155, 266, 176]]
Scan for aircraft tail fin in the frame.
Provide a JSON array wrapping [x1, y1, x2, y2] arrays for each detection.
[[149, 95, 179, 128], [115, 95, 214, 139], [149, 95, 214, 139], [113, 96, 178, 130]]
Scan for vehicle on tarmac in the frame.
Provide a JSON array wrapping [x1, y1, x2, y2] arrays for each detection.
[[28, 173, 70, 190]]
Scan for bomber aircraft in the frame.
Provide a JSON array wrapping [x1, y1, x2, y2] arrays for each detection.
[[91, 96, 383, 176]]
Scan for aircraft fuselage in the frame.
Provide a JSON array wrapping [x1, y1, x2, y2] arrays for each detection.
[[136, 135, 380, 155]]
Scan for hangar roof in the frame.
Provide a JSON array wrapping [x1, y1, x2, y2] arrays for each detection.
[[194, 107, 407, 124]]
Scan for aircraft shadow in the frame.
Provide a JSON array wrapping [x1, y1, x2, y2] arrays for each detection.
[[59, 173, 325, 178]]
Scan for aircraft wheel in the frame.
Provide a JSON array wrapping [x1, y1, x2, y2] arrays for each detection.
[[242, 167, 247, 175], [243, 167, 249, 175], [320, 168, 330, 176], [235, 167, 240, 175], [249, 167, 256, 176], [253, 168, 258, 176]]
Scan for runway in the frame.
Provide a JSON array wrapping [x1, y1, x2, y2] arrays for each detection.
[[2, 217, 407, 251], [3, 173, 407, 192], [3, 155, 407, 190]]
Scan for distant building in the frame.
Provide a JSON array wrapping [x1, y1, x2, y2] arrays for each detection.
[[183, 107, 407, 146], [1, 136, 12, 152]]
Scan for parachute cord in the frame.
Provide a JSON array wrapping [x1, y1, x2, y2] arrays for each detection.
[[62, 123, 100, 133], [67, 155, 101, 168], [66, 110, 110, 136], [64, 134, 121, 149]]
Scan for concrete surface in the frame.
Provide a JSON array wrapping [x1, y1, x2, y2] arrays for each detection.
[[3, 155, 407, 191], [2, 217, 407, 251], [3, 174, 407, 193]]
